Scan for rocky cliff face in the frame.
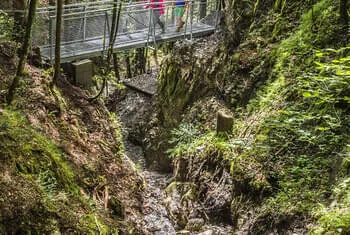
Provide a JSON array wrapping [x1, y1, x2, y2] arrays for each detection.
[[146, 0, 349, 233]]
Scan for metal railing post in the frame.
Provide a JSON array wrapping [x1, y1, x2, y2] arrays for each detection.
[[214, 0, 220, 29], [183, 0, 189, 38], [106, 9, 111, 44], [49, 16, 54, 61], [190, 0, 193, 40], [102, 10, 108, 55], [146, 7, 156, 49], [165, 3, 169, 31], [171, 2, 175, 26], [151, 8, 156, 43], [83, 4, 87, 41]]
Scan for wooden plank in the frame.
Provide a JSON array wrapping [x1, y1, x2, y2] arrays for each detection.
[[122, 74, 158, 96], [122, 81, 155, 96]]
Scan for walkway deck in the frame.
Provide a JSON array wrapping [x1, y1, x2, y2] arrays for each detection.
[[41, 22, 215, 63], [32, 0, 219, 63]]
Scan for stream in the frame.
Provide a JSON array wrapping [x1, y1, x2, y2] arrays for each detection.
[[109, 73, 233, 234], [109, 73, 176, 234]]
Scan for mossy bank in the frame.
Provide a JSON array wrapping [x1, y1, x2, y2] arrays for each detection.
[[151, 0, 350, 232], [0, 58, 144, 233]]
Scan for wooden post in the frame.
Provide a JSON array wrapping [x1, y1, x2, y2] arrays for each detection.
[[216, 111, 233, 135]]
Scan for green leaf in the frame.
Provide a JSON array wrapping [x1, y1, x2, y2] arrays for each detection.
[[302, 91, 313, 98], [344, 96, 350, 103]]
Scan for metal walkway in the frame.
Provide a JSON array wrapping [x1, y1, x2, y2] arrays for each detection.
[[32, 0, 219, 63]]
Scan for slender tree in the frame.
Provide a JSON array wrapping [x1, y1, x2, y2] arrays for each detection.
[[339, 0, 349, 43], [125, 51, 132, 78], [113, 53, 121, 80], [7, 0, 38, 103], [51, 0, 63, 87], [88, 1, 121, 101]]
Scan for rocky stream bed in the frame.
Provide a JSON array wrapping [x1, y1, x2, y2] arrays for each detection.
[[108, 72, 233, 234]]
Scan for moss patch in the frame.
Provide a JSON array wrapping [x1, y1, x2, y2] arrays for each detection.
[[0, 108, 117, 233]]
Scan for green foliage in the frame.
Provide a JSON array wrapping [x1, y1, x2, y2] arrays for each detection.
[[108, 112, 124, 154], [168, 123, 201, 158], [0, 108, 118, 233], [0, 11, 13, 42], [167, 0, 349, 231], [0, 108, 81, 194], [0, 109, 77, 193], [311, 177, 350, 234], [254, 46, 350, 217]]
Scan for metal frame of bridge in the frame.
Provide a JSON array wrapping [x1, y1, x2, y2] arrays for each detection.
[[31, 0, 219, 63]]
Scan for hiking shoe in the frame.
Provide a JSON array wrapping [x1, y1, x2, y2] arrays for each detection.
[[176, 21, 185, 32]]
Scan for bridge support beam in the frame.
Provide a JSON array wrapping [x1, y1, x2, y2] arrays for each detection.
[[72, 59, 94, 89]]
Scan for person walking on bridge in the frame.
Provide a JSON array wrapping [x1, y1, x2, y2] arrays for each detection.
[[173, 0, 187, 32], [145, 0, 165, 33]]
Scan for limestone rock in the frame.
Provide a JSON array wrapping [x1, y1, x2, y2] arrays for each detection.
[[164, 182, 199, 228], [185, 218, 205, 231]]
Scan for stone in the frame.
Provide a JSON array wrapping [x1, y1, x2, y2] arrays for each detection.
[[164, 182, 199, 228], [176, 230, 191, 234], [174, 157, 188, 181], [185, 218, 205, 231], [72, 59, 94, 89], [198, 230, 214, 235], [216, 111, 233, 135]]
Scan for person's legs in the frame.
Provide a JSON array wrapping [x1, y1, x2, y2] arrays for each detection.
[[158, 14, 165, 32], [175, 7, 184, 31], [153, 10, 165, 33]]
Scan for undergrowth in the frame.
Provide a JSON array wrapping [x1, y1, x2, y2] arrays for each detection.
[[168, 0, 350, 232], [0, 108, 115, 233]]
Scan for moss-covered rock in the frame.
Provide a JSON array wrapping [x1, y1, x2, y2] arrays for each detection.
[[161, 0, 348, 233], [164, 182, 199, 228], [0, 109, 101, 233]]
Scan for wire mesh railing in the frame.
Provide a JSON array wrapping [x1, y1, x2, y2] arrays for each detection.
[[30, 0, 219, 60]]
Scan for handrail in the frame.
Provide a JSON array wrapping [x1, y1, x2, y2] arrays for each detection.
[[31, 0, 219, 60]]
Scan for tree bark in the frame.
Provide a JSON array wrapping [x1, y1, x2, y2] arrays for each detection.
[[339, 0, 349, 44], [7, 0, 38, 103], [132, 48, 146, 75], [51, 0, 63, 87], [199, 0, 207, 19], [216, 111, 233, 135], [113, 53, 120, 81], [125, 52, 132, 78], [88, 1, 121, 101]]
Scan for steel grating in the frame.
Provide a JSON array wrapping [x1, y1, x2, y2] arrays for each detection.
[[31, 0, 219, 63]]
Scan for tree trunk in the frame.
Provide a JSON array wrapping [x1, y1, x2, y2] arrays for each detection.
[[199, 0, 207, 19], [133, 48, 146, 75], [339, 0, 349, 44], [88, 1, 121, 101], [216, 111, 233, 135], [125, 52, 132, 78], [153, 49, 159, 67], [7, 0, 38, 103], [113, 53, 120, 81], [52, 0, 63, 87]]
